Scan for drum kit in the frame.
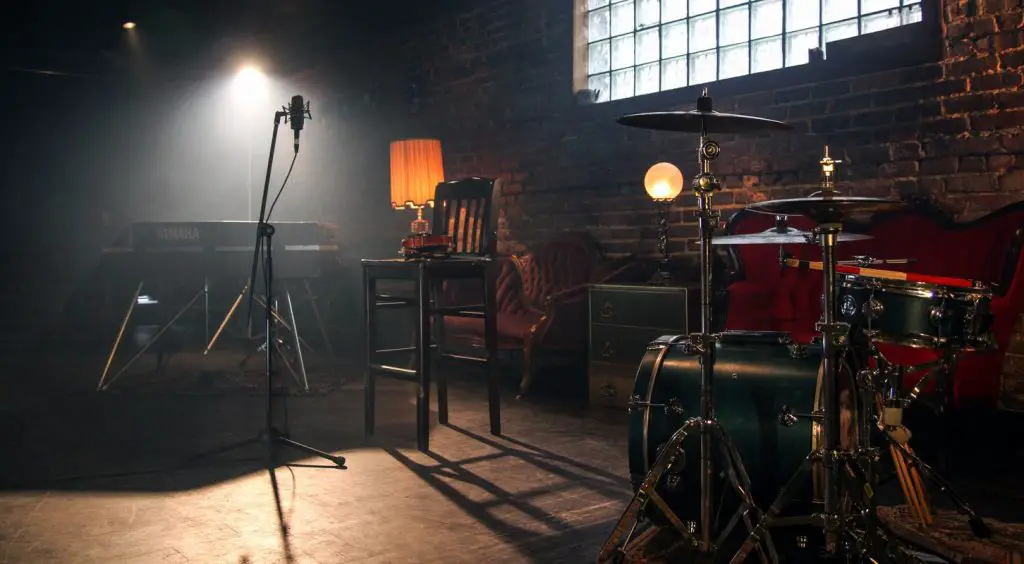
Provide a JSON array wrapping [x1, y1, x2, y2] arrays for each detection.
[[597, 90, 996, 563]]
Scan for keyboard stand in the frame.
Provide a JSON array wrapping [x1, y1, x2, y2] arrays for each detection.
[[205, 281, 334, 391], [98, 279, 209, 391]]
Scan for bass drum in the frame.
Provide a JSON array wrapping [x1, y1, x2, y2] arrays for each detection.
[[628, 331, 859, 532]]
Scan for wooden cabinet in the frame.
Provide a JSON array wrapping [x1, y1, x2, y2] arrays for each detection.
[[587, 284, 699, 409]]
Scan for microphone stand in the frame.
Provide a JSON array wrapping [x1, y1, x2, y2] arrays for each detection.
[[189, 101, 345, 470]]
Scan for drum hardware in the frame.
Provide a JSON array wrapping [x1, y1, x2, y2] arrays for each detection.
[[628, 395, 685, 416], [787, 343, 809, 359], [736, 148, 930, 563], [841, 256, 917, 267], [777, 405, 822, 427], [600, 92, 785, 563]]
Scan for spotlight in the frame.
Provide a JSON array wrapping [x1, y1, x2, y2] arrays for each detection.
[[123, 21, 136, 30], [232, 65, 268, 104]]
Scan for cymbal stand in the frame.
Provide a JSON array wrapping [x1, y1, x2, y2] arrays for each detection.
[[597, 90, 772, 563], [730, 148, 924, 564]]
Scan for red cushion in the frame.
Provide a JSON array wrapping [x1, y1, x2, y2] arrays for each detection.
[[444, 311, 542, 346]]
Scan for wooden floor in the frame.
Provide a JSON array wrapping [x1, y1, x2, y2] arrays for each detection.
[[1, 351, 1022, 563]]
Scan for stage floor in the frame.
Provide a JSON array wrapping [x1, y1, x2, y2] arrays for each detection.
[[1, 352, 1022, 563]]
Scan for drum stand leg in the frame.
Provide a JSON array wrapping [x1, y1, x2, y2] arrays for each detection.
[[596, 419, 776, 564], [598, 96, 772, 563]]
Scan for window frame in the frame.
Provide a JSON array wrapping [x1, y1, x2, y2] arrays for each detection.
[[574, 0, 939, 105]]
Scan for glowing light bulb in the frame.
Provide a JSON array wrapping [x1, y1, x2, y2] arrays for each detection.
[[644, 162, 684, 202], [122, 21, 136, 30], [232, 65, 268, 106]]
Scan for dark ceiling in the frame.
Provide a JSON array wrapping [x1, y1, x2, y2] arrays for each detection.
[[2, 0, 464, 78]]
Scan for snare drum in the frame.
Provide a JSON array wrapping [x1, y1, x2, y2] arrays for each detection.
[[838, 274, 994, 350]]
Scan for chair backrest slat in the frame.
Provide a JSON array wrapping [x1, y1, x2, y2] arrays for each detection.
[[431, 177, 497, 257]]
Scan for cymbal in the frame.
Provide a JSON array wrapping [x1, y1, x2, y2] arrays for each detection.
[[746, 196, 907, 223], [712, 227, 873, 245], [618, 110, 793, 134]]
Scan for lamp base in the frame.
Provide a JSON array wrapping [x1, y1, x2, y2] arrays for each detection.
[[647, 261, 674, 286], [410, 217, 429, 235]]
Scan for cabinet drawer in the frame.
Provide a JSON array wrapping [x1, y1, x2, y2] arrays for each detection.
[[590, 324, 682, 366], [589, 285, 695, 331], [589, 361, 639, 409]]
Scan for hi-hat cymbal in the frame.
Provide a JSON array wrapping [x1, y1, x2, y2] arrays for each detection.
[[712, 227, 873, 245], [746, 196, 907, 223], [618, 110, 793, 134]]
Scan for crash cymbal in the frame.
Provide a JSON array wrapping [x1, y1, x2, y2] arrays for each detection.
[[746, 196, 907, 223], [712, 227, 873, 245], [618, 110, 793, 134]]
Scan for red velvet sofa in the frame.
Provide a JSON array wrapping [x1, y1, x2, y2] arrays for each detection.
[[720, 198, 1024, 412]]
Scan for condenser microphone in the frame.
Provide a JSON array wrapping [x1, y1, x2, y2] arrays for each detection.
[[289, 95, 305, 153]]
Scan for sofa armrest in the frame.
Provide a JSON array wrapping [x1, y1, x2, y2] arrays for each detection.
[[997, 225, 1024, 298]]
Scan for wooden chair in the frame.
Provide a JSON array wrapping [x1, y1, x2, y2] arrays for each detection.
[[362, 177, 501, 451]]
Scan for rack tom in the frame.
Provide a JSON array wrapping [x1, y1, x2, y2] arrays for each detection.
[[838, 274, 994, 350]]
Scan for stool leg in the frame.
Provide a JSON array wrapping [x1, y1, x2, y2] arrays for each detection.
[[432, 278, 449, 425], [484, 262, 501, 436], [364, 269, 376, 438], [416, 266, 432, 451]]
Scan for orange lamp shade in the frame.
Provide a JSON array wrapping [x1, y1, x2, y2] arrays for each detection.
[[390, 139, 445, 209], [644, 162, 684, 202]]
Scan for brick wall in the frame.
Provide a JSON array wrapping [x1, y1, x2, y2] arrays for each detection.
[[380, 0, 1024, 407]]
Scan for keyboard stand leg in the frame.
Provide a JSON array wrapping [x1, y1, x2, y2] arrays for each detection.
[[100, 285, 206, 391], [285, 287, 310, 392], [205, 283, 247, 355], [304, 279, 338, 380], [98, 280, 143, 391]]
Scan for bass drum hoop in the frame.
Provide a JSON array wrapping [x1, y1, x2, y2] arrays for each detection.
[[810, 358, 860, 504]]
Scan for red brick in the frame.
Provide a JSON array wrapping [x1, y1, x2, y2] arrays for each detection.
[[972, 110, 1024, 130], [989, 154, 1016, 171], [921, 157, 960, 175], [1001, 169, 1024, 191]]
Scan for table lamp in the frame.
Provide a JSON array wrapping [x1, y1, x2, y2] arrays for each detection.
[[644, 162, 684, 285], [390, 139, 444, 234]]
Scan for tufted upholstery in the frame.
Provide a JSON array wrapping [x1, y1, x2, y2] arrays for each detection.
[[443, 231, 644, 396], [721, 201, 1024, 410]]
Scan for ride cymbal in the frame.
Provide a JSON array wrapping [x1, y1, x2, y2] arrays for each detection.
[[746, 196, 907, 223], [617, 110, 793, 134], [712, 228, 873, 245]]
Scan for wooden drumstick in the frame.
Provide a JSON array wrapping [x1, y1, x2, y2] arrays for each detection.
[[876, 394, 929, 526], [781, 258, 976, 289]]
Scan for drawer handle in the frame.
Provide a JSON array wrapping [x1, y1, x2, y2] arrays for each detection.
[[599, 301, 616, 319], [601, 383, 617, 397], [600, 341, 615, 358]]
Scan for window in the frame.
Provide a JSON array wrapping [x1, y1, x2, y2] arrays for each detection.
[[583, 0, 923, 102]]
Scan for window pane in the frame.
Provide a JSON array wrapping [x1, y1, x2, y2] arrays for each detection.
[[787, 0, 820, 31], [861, 0, 900, 13], [689, 0, 716, 16], [611, 68, 635, 100], [862, 10, 900, 34], [719, 44, 749, 79], [588, 73, 611, 103], [786, 28, 819, 66], [662, 20, 688, 58], [902, 4, 923, 24], [611, 1, 635, 36], [589, 40, 611, 74], [662, 0, 686, 22], [720, 0, 747, 6], [823, 20, 858, 56], [751, 0, 783, 39], [823, 0, 857, 23], [637, 0, 660, 28], [589, 8, 611, 41], [636, 28, 660, 63], [588, 0, 610, 8], [689, 13, 717, 52], [720, 6, 749, 46], [690, 50, 717, 84], [637, 62, 660, 95], [662, 56, 688, 90], [612, 34, 635, 69], [752, 36, 783, 73]]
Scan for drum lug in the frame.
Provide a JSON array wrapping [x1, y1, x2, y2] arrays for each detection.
[[840, 295, 858, 318], [787, 343, 809, 359], [777, 405, 821, 427], [862, 297, 885, 320], [929, 305, 947, 327], [629, 395, 685, 416]]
